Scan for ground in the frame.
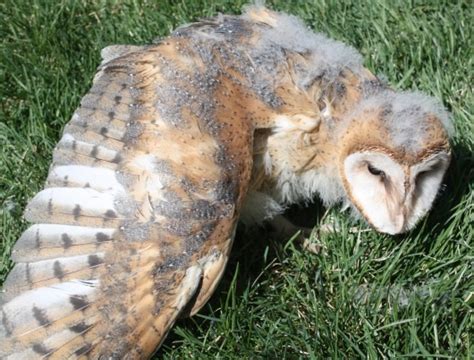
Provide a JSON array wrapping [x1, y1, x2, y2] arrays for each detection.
[[0, 0, 472, 358]]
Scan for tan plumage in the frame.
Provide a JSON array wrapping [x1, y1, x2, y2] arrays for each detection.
[[0, 6, 452, 359]]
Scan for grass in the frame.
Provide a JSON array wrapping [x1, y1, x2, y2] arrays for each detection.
[[0, 0, 472, 358]]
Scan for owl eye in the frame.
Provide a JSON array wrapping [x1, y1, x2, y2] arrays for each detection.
[[367, 163, 385, 177]]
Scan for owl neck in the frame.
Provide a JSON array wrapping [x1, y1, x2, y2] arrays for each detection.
[[247, 62, 385, 209]]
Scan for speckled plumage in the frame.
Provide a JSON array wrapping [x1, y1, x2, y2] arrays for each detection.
[[0, 6, 451, 359]]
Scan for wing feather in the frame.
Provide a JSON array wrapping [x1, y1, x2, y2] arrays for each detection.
[[1, 34, 254, 359]]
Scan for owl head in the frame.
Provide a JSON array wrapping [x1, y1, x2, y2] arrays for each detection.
[[340, 90, 453, 234]]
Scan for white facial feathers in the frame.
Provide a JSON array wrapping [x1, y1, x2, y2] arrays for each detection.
[[344, 152, 406, 234], [343, 151, 450, 234], [406, 152, 450, 229]]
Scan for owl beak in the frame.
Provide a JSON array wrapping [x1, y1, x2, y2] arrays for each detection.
[[375, 212, 406, 235], [392, 213, 406, 234]]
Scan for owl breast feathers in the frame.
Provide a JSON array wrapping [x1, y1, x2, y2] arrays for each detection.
[[0, 5, 452, 359]]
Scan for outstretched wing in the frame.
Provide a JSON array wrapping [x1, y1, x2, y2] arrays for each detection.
[[0, 40, 254, 359]]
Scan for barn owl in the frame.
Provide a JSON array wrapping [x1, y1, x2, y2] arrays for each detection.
[[0, 5, 452, 359]]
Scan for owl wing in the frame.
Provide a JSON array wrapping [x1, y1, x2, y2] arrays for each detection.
[[0, 42, 254, 359]]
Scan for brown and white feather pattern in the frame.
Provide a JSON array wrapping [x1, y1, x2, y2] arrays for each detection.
[[0, 38, 256, 359], [1, 5, 452, 359]]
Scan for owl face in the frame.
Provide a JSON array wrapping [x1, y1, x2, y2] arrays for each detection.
[[342, 150, 450, 234]]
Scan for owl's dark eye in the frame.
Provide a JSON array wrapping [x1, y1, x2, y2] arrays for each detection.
[[367, 164, 385, 177]]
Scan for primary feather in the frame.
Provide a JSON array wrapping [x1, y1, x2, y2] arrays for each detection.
[[1, 5, 452, 359]]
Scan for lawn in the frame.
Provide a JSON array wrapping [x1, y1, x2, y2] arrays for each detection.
[[0, 0, 472, 358]]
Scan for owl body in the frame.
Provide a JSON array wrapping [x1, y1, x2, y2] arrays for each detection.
[[0, 6, 451, 359]]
